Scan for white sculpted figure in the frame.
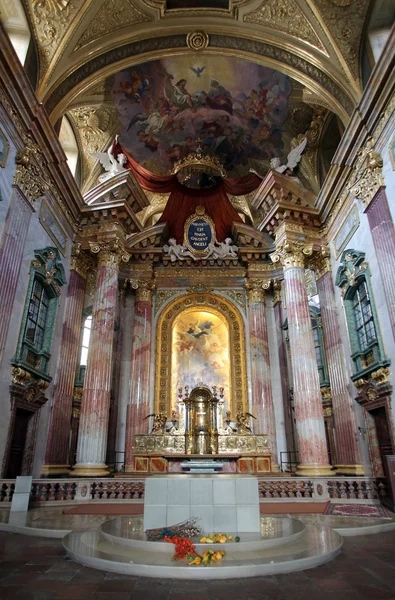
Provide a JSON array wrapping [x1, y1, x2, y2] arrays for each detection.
[[249, 137, 307, 181], [92, 135, 127, 183], [163, 238, 198, 262], [206, 238, 238, 260]]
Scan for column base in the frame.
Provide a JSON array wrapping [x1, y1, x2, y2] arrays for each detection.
[[270, 463, 282, 473], [71, 464, 110, 477], [41, 464, 70, 476], [296, 464, 334, 477], [335, 464, 365, 476]]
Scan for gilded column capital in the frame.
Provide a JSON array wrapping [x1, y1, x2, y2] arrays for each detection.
[[349, 137, 384, 209], [89, 238, 130, 269], [70, 244, 91, 279], [246, 279, 271, 304], [271, 240, 313, 269], [130, 279, 155, 302], [13, 146, 48, 206], [309, 246, 332, 280], [272, 280, 282, 304]]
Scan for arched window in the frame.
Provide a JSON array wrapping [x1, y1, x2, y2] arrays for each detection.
[[59, 116, 80, 180], [12, 248, 66, 379], [0, 0, 31, 65], [76, 312, 92, 386], [336, 249, 389, 379]]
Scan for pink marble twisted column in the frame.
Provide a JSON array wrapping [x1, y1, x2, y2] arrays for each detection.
[[42, 256, 87, 475], [0, 188, 33, 367], [73, 248, 123, 476], [365, 187, 395, 340], [124, 282, 154, 472], [273, 243, 332, 476], [247, 284, 279, 471], [317, 270, 363, 474]]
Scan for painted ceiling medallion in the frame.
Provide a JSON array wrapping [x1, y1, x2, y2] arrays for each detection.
[[186, 31, 209, 51]]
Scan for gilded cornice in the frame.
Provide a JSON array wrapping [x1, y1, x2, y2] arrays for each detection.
[[89, 238, 131, 268], [74, 0, 152, 51], [271, 240, 313, 269], [246, 279, 271, 304], [244, 0, 325, 53]]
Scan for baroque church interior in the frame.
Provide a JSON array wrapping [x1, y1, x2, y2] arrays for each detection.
[[0, 0, 395, 589]]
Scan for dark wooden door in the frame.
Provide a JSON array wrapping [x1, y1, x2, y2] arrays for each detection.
[[5, 409, 31, 478], [372, 406, 393, 469]]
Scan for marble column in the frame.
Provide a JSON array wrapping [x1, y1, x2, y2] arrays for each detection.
[[73, 242, 129, 476], [314, 249, 363, 475], [124, 281, 154, 473], [365, 187, 395, 340], [272, 241, 333, 476], [273, 282, 295, 453], [247, 281, 280, 471], [42, 249, 88, 475], [0, 186, 34, 367]]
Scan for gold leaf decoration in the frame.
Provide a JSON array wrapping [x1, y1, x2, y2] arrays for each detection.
[[244, 0, 324, 51], [314, 0, 370, 81], [74, 0, 152, 51]]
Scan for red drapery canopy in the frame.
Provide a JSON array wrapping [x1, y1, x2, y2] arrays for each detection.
[[115, 141, 261, 242]]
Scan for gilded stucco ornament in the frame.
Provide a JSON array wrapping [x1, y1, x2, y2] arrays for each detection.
[[349, 137, 384, 208], [371, 367, 391, 387], [89, 238, 131, 268], [186, 31, 209, 51], [74, 0, 151, 50], [272, 280, 281, 304], [129, 279, 155, 302], [244, 0, 324, 52], [70, 243, 91, 278], [271, 241, 313, 269], [14, 146, 49, 205]]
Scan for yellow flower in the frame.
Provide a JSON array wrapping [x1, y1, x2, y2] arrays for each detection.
[[188, 556, 201, 566]]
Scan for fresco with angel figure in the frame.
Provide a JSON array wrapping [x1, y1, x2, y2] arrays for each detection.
[[111, 56, 293, 176], [171, 311, 230, 410]]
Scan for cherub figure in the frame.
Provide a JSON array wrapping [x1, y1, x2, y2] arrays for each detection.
[[236, 410, 256, 434], [144, 412, 168, 434], [92, 135, 128, 183], [163, 238, 198, 262]]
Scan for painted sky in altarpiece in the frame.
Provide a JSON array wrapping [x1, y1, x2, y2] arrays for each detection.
[[171, 310, 230, 410], [110, 55, 292, 176]]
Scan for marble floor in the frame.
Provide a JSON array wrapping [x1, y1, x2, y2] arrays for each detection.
[[0, 529, 394, 599]]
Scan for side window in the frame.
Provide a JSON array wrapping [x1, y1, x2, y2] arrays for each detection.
[[12, 248, 66, 380], [336, 249, 389, 379]]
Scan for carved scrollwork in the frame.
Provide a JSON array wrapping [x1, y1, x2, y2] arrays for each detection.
[[271, 240, 313, 269], [186, 31, 209, 51]]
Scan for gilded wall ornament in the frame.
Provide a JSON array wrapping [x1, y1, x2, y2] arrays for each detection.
[[308, 246, 332, 280], [371, 368, 391, 387], [335, 249, 367, 289], [349, 137, 384, 208], [14, 146, 49, 206], [70, 243, 91, 278], [74, 0, 152, 51], [246, 279, 271, 304], [244, 0, 324, 52], [186, 31, 209, 51]]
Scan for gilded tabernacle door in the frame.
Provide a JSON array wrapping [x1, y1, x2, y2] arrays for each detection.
[[155, 292, 248, 419]]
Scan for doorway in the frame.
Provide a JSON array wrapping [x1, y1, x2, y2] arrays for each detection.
[[370, 406, 393, 476], [5, 408, 31, 478]]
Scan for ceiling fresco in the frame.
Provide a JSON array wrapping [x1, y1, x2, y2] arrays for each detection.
[[112, 56, 293, 176]]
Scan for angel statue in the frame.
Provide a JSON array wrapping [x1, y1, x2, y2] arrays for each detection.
[[249, 137, 307, 182], [235, 410, 256, 434], [144, 412, 168, 434], [206, 238, 238, 260], [163, 238, 198, 262], [92, 135, 128, 183]]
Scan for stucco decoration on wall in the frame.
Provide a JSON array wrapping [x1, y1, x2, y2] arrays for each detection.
[[112, 56, 292, 176], [0, 127, 10, 168]]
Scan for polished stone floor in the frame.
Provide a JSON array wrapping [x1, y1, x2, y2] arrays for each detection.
[[0, 530, 394, 599]]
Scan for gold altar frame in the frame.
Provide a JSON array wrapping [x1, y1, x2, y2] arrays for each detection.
[[155, 292, 247, 416]]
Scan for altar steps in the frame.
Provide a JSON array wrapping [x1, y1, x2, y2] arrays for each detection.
[[63, 516, 342, 579]]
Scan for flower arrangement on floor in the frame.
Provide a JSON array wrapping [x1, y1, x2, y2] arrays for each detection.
[[163, 535, 226, 566], [145, 517, 202, 541]]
